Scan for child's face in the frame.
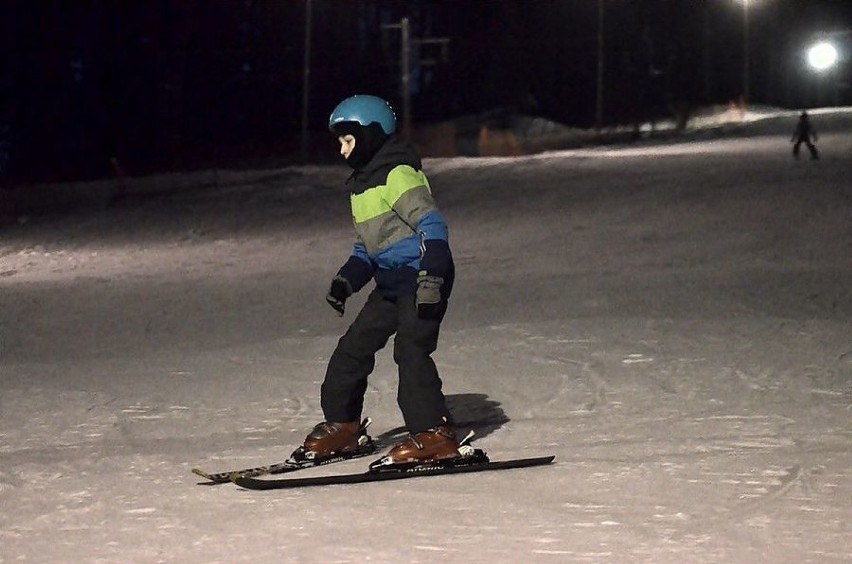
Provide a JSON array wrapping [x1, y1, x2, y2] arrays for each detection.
[[338, 135, 356, 160]]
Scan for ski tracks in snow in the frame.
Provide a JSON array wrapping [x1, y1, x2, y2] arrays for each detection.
[[439, 320, 850, 560]]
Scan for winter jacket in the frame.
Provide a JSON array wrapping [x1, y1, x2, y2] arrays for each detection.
[[792, 116, 817, 142], [336, 136, 454, 299]]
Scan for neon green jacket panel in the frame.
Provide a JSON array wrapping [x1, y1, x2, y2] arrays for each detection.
[[349, 164, 437, 262]]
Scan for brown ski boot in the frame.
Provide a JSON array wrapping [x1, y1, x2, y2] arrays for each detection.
[[383, 425, 461, 465], [290, 420, 370, 462]]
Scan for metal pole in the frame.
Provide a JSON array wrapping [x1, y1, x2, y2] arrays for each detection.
[[401, 17, 412, 140], [743, 0, 749, 104], [596, 0, 604, 132], [300, 0, 312, 162], [703, 3, 712, 103]]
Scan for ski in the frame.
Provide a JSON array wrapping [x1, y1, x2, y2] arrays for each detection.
[[193, 460, 299, 484], [192, 418, 376, 484], [192, 449, 375, 484], [231, 451, 556, 490]]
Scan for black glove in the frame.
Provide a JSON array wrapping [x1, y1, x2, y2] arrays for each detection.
[[326, 276, 353, 316], [416, 272, 445, 320]]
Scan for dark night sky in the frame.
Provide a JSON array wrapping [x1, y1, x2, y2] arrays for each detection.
[[1, 1, 850, 183]]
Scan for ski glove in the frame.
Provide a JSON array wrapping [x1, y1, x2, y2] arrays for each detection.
[[416, 272, 445, 320], [326, 275, 353, 316]]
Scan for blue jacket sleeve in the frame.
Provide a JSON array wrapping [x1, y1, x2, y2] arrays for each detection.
[[417, 210, 453, 281]]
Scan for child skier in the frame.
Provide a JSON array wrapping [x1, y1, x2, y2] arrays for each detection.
[[291, 94, 459, 467], [791, 111, 819, 160]]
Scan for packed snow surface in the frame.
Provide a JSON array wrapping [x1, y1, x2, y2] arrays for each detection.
[[1, 110, 850, 563]]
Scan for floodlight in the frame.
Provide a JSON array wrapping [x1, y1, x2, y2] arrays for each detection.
[[807, 41, 838, 71]]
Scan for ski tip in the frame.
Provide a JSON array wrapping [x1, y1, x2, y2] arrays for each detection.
[[192, 468, 230, 485], [534, 455, 556, 466]]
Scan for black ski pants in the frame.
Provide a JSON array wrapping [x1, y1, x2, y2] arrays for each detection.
[[793, 136, 819, 159], [320, 289, 452, 434]]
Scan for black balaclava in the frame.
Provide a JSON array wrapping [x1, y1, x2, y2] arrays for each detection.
[[333, 121, 389, 170]]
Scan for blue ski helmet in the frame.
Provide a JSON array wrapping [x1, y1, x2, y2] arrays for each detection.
[[329, 95, 397, 135]]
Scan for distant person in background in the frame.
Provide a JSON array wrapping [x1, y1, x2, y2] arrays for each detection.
[[791, 111, 819, 160]]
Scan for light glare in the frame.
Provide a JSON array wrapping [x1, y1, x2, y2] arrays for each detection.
[[808, 42, 838, 71]]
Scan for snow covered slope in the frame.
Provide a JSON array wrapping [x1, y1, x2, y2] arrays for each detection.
[[1, 110, 850, 563]]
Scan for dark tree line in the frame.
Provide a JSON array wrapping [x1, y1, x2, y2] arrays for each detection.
[[1, 1, 847, 184]]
